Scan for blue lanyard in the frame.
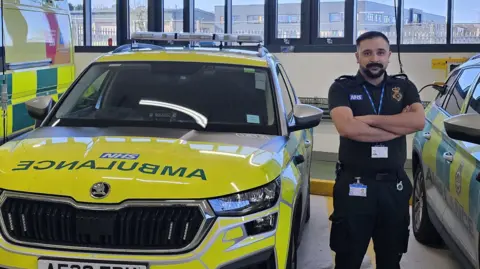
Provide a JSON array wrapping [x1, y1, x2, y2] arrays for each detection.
[[362, 85, 385, 115]]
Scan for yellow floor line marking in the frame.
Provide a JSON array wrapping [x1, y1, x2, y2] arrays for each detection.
[[326, 197, 335, 264], [311, 178, 330, 182], [325, 196, 376, 268]]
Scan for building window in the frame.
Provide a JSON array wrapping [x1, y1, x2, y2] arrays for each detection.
[[247, 15, 263, 24], [194, 0, 223, 34], [356, 0, 397, 44], [329, 13, 342, 22], [319, 0, 345, 38], [164, 0, 183, 32], [68, 0, 83, 46], [232, 0, 264, 41], [91, 0, 117, 46], [129, 0, 148, 38], [277, 0, 301, 38], [403, 0, 447, 44], [412, 13, 421, 23], [278, 15, 300, 23], [452, 0, 480, 44]]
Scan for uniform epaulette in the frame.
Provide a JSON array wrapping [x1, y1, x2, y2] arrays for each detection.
[[389, 73, 409, 80], [335, 75, 355, 82]]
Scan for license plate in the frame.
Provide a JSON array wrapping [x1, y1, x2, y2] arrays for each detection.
[[38, 259, 148, 269]]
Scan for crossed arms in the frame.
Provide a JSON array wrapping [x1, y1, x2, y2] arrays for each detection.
[[328, 82, 425, 143], [330, 104, 425, 143]]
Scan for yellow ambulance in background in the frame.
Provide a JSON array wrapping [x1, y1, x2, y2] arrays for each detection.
[[0, 0, 75, 144]]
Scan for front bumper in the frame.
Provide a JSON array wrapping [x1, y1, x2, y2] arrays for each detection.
[[0, 201, 293, 269]]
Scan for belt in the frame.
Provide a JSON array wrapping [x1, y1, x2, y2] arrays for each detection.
[[336, 161, 403, 181]]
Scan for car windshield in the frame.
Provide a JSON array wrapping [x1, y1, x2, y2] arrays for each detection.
[[51, 61, 278, 134]]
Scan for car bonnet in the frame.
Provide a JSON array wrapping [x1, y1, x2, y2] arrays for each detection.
[[0, 127, 289, 203]]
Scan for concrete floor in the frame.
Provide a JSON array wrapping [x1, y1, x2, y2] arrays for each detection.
[[299, 195, 462, 269]]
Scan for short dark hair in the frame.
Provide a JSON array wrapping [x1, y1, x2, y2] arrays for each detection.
[[356, 31, 390, 46]]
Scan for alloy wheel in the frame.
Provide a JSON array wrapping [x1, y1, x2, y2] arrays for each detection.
[[413, 169, 424, 232]]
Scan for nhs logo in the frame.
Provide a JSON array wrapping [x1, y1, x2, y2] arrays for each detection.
[[350, 94, 363, 101], [100, 153, 139, 160]]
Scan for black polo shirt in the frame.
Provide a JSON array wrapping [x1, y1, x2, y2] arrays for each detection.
[[328, 71, 421, 172]]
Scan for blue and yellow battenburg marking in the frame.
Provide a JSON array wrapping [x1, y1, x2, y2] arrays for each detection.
[[415, 101, 480, 234], [0, 64, 74, 136]]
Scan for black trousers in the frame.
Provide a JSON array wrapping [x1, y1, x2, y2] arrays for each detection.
[[329, 165, 412, 269]]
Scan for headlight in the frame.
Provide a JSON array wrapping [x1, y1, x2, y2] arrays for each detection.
[[208, 178, 281, 217]]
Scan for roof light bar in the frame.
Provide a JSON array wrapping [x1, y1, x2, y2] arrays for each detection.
[[177, 32, 216, 41], [131, 31, 263, 44], [131, 31, 176, 41], [214, 34, 263, 43]]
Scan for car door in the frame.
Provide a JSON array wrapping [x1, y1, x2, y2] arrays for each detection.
[[462, 79, 480, 268], [276, 64, 309, 222], [421, 68, 461, 223], [438, 66, 480, 265], [278, 63, 312, 176], [277, 64, 311, 180]]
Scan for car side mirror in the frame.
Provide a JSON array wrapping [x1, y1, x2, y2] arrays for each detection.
[[288, 104, 323, 133], [444, 114, 480, 144], [25, 96, 54, 122]]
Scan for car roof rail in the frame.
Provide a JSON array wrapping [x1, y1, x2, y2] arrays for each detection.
[[111, 42, 165, 53], [469, 53, 480, 61], [256, 45, 270, 57], [129, 31, 267, 57]]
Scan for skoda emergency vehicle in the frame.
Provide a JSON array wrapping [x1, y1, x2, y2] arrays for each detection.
[[0, 32, 323, 269]]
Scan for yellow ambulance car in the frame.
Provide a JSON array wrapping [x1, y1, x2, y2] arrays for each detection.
[[0, 32, 322, 269], [0, 0, 75, 144]]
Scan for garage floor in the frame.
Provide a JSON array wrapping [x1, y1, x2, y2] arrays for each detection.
[[299, 195, 462, 269]]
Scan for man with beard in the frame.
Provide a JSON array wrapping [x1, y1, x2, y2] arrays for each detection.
[[327, 31, 425, 268]]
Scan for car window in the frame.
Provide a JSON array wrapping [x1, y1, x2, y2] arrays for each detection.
[[83, 70, 110, 98], [443, 68, 480, 116], [52, 62, 278, 135], [466, 80, 480, 114], [278, 64, 297, 102], [277, 66, 294, 118], [435, 68, 460, 107]]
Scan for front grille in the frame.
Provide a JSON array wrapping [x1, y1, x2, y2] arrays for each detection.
[[0, 196, 209, 253]]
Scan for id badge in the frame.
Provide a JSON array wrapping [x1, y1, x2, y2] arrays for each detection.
[[349, 183, 367, 197], [371, 145, 388, 158]]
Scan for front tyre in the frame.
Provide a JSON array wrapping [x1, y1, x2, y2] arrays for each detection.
[[286, 229, 297, 269], [305, 181, 311, 223], [412, 165, 443, 247], [305, 151, 313, 223]]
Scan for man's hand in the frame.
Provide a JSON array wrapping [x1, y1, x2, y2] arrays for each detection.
[[356, 105, 412, 124], [331, 107, 400, 143], [355, 103, 425, 136]]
